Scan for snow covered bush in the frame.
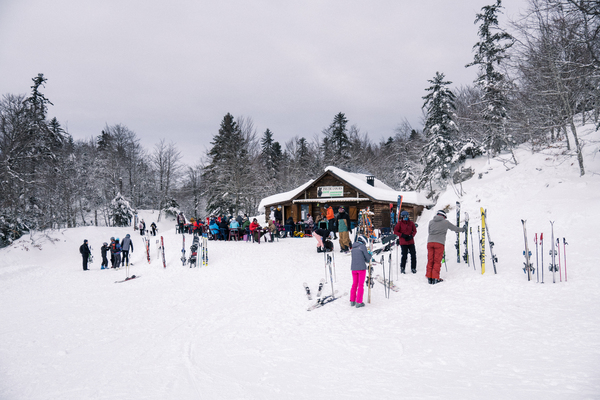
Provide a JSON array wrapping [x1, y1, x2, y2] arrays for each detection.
[[108, 193, 134, 227]]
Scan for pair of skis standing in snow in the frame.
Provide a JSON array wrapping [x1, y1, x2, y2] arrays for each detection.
[[521, 220, 568, 283], [452, 203, 499, 278]]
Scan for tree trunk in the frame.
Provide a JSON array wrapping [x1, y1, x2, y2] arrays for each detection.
[[562, 124, 571, 150], [569, 116, 585, 176]]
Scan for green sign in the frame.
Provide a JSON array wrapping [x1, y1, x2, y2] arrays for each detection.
[[317, 186, 343, 197]]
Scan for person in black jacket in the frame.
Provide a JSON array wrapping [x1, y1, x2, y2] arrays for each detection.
[[336, 206, 351, 253], [79, 239, 91, 271], [100, 242, 109, 269], [274, 207, 283, 225]]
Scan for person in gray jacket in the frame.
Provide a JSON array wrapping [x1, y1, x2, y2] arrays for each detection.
[[350, 235, 371, 308], [426, 210, 466, 284], [121, 234, 134, 267]]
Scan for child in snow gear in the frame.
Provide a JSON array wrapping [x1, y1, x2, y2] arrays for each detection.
[[394, 210, 417, 274], [350, 235, 370, 308], [150, 222, 157, 236], [426, 210, 466, 284], [336, 206, 351, 252], [100, 242, 109, 269], [79, 239, 91, 271], [313, 227, 332, 252], [121, 234, 134, 266]]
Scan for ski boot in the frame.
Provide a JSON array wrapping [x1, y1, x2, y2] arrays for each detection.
[[355, 302, 365, 308]]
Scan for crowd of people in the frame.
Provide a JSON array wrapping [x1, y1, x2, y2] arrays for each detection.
[[79, 234, 135, 271], [79, 208, 466, 306]]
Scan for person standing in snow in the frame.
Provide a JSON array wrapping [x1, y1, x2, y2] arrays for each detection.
[[249, 218, 261, 243], [394, 210, 417, 274], [121, 234, 134, 267], [139, 219, 146, 236], [274, 206, 282, 225], [100, 242, 110, 269], [79, 239, 91, 271], [326, 204, 338, 240], [350, 235, 370, 308], [112, 238, 122, 269], [177, 212, 186, 234], [150, 222, 157, 236], [109, 237, 116, 268], [336, 206, 351, 253], [426, 210, 466, 284]]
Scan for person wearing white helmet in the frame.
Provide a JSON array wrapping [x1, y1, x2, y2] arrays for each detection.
[[426, 210, 466, 284], [350, 235, 371, 308]]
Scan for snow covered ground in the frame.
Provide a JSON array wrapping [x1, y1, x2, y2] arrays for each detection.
[[1, 124, 600, 399]]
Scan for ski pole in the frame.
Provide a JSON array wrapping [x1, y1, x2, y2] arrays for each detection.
[[324, 250, 327, 283], [563, 238, 568, 282], [332, 251, 337, 283], [328, 255, 335, 296], [470, 227, 475, 271]]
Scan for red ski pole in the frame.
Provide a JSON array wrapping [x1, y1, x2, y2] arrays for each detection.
[[563, 238, 568, 282]]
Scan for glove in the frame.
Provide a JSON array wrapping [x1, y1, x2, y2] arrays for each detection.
[[401, 234, 410, 240], [406, 235, 413, 241]]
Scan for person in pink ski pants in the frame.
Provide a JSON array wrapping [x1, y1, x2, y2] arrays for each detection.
[[350, 235, 371, 308]]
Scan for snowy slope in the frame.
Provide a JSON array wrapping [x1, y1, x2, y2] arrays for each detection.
[[1, 125, 599, 399]]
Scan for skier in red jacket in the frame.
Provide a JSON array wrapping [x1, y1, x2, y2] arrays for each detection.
[[394, 210, 417, 274]]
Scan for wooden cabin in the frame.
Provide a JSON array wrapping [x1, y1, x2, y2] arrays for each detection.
[[258, 166, 433, 230]]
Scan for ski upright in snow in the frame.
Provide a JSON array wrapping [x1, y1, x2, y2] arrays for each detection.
[[549, 221, 558, 283], [303, 282, 312, 300], [144, 237, 151, 264], [315, 278, 325, 298], [521, 220, 534, 280], [483, 209, 498, 274], [181, 234, 186, 266], [463, 212, 470, 266], [202, 232, 208, 266], [480, 208, 486, 274], [456, 202, 461, 263], [161, 236, 166, 268]]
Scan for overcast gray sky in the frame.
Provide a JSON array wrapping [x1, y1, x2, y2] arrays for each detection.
[[0, 0, 529, 165]]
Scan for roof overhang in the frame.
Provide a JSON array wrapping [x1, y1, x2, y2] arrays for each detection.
[[292, 197, 371, 203]]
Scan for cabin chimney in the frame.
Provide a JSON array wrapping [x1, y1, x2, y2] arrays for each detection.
[[366, 176, 375, 186]]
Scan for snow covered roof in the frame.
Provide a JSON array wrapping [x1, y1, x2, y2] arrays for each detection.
[[258, 179, 315, 210], [258, 166, 432, 209], [322, 166, 431, 206]]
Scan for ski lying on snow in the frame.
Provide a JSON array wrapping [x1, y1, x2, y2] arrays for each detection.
[[115, 275, 141, 283], [374, 275, 400, 292], [307, 292, 347, 311]]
